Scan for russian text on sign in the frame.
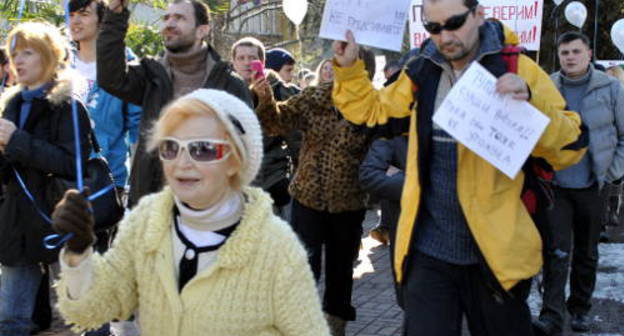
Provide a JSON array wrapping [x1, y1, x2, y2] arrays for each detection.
[[408, 0, 544, 51], [319, 0, 412, 51], [432, 62, 550, 179]]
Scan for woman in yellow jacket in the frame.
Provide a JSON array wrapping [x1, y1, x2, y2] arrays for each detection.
[[51, 89, 330, 336]]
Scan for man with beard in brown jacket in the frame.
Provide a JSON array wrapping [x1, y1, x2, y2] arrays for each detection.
[[98, 0, 251, 207]]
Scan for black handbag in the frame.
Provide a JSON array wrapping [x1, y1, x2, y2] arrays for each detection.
[[45, 132, 124, 232]]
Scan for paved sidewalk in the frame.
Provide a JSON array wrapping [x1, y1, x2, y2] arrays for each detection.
[[347, 210, 403, 336], [347, 211, 624, 336]]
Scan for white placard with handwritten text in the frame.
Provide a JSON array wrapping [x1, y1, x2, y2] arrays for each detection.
[[432, 62, 550, 179], [319, 0, 411, 51]]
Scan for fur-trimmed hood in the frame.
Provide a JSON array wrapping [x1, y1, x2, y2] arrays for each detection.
[[0, 69, 87, 115]]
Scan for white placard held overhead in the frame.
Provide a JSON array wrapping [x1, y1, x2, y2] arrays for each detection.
[[409, 0, 544, 51], [319, 0, 412, 51], [432, 62, 550, 179]]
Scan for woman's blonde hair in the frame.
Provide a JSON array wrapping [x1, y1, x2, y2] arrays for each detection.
[[148, 98, 244, 189], [312, 59, 333, 86], [607, 66, 624, 86], [5, 21, 69, 85]]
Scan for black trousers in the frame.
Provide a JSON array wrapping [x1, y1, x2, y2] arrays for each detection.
[[540, 185, 605, 329], [31, 269, 51, 332], [402, 252, 534, 336], [267, 178, 291, 207], [291, 199, 365, 321]]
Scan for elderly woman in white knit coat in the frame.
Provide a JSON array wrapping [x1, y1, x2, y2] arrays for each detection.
[[51, 89, 330, 336]]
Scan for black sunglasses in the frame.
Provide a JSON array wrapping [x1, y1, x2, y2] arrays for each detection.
[[421, 6, 477, 35]]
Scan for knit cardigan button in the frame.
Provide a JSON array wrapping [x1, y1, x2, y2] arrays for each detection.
[[184, 248, 196, 260]]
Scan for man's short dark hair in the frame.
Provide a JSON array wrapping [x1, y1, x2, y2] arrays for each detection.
[[69, 0, 105, 22], [424, 0, 479, 10], [231, 37, 266, 63], [173, 0, 211, 26], [464, 0, 479, 8], [557, 31, 591, 49]]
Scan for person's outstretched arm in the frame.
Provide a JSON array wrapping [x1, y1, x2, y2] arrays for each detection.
[[253, 79, 318, 137], [96, 2, 148, 106], [332, 31, 414, 127]]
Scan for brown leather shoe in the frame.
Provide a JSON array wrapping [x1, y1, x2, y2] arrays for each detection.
[[369, 226, 390, 246]]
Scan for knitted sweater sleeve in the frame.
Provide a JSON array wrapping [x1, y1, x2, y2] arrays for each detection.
[[58, 248, 95, 299], [272, 227, 330, 336], [55, 203, 144, 333]]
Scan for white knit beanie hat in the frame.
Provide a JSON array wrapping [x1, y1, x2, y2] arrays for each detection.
[[181, 89, 263, 187]]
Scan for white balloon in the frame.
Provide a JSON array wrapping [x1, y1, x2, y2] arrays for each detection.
[[612, 19, 624, 54], [283, 0, 308, 25], [564, 1, 587, 28], [552, 0, 563, 6]]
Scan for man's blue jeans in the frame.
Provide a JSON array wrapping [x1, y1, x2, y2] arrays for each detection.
[[0, 264, 42, 336]]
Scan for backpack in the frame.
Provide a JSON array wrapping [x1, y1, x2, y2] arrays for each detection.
[[501, 46, 555, 217]]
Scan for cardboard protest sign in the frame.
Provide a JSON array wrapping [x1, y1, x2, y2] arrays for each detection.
[[432, 62, 550, 179], [409, 0, 544, 51], [319, 0, 412, 51]]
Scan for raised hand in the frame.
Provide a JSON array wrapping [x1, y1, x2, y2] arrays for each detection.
[[107, 0, 127, 13], [0, 119, 17, 148], [52, 189, 96, 254], [332, 30, 360, 68], [496, 73, 530, 101], [250, 77, 273, 105]]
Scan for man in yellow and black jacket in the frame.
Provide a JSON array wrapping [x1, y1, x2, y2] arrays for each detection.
[[332, 0, 587, 334]]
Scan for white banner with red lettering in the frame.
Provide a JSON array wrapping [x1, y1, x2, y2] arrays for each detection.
[[409, 0, 544, 51]]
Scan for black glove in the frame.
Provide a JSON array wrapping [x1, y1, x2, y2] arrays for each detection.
[[51, 188, 96, 254]]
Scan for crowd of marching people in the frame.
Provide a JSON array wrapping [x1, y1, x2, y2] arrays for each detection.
[[0, 0, 623, 335]]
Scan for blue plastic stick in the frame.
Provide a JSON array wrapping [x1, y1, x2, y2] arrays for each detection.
[[70, 99, 84, 191], [42, 0, 86, 249], [13, 169, 52, 224], [88, 184, 115, 201], [42, 0, 84, 248], [44, 233, 75, 250]]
